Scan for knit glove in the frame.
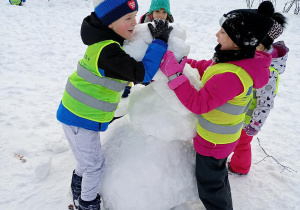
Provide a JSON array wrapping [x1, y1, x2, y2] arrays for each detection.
[[244, 124, 258, 136], [148, 19, 173, 43], [159, 51, 188, 89]]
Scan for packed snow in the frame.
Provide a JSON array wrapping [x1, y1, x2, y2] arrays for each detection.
[[1, 0, 300, 210], [99, 23, 201, 210]]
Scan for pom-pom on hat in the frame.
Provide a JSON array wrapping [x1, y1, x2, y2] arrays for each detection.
[[219, 1, 275, 50], [148, 0, 171, 16], [93, 0, 138, 26], [261, 12, 287, 48]]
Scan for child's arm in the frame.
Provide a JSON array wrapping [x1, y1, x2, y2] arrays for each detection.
[[160, 51, 244, 114], [172, 73, 244, 115], [98, 39, 167, 83], [246, 70, 278, 134], [99, 19, 172, 83], [187, 59, 213, 77]]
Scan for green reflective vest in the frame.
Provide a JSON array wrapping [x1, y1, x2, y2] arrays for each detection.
[[244, 66, 279, 124], [197, 63, 253, 145], [62, 40, 128, 123], [10, 0, 21, 5]]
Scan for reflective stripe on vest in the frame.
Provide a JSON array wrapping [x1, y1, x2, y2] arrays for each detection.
[[198, 115, 245, 135], [65, 79, 118, 112], [216, 99, 252, 116], [62, 40, 127, 122], [244, 90, 257, 123], [197, 63, 253, 145], [77, 63, 127, 92]]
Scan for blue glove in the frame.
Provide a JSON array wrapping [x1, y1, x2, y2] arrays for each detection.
[[244, 124, 258, 136]]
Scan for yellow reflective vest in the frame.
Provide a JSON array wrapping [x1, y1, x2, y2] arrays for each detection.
[[10, 0, 21, 5], [61, 40, 128, 123], [197, 63, 253, 145]]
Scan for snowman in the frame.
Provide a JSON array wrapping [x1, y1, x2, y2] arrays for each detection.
[[99, 22, 202, 210]]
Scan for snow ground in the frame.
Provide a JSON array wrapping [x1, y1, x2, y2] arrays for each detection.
[[1, 0, 300, 209]]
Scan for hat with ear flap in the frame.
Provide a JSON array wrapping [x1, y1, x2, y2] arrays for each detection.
[[93, 0, 138, 26], [220, 1, 275, 50]]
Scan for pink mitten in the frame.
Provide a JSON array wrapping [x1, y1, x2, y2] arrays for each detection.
[[244, 124, 258, 136], [160, 51, 187, 77], [187, 59, 193, 64], [187, 58, 197, 66], [168, 74, 188, 89]]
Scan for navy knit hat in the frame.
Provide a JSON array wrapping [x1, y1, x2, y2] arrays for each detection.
[[220, 1, 275, 50], [94, 0, 138, 26]]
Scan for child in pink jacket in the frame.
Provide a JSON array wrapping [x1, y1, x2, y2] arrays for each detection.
[[159, 1, 274, 209], [229, 12, 289, 175]]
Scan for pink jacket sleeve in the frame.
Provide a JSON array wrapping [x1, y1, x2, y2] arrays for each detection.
[[187, 59, 213, 77], [173, 72, 244, 115]]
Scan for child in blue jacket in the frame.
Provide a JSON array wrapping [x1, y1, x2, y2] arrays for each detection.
[[56, 0, 172, 209]]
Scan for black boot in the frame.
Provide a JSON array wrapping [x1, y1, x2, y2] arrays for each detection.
[[71, 170, 82, 209], [78, 194, 101, 210]]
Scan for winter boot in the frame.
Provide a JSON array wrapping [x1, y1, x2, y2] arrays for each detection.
[[71, 170, 82, 209], [78, 194, 101, 210], [227, 162, 247, 175]]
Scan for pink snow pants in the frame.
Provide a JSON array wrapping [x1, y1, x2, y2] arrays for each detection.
[[230, 129, 253, 174]]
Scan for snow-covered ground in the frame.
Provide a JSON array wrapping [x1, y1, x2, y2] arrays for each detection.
[[1, 0, 300, 209]]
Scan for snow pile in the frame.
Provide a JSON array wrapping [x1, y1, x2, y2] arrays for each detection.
[[99, 23, 201, 210]]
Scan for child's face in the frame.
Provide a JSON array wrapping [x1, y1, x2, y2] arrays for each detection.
[[152, 9, 168, 21], [216, 27, 239, 50], [108, 11, 138, 40]]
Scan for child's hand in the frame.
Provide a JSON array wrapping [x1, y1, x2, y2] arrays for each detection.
[[244, 124, 258, 136], [160, 51, 187, 78], [148, 19, 173, 43]]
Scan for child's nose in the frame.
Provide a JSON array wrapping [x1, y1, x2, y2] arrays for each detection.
[[133, 18, 137, 26]]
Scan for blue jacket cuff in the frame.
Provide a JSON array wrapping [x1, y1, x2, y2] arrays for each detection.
[[152, 39, 168, 50]]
